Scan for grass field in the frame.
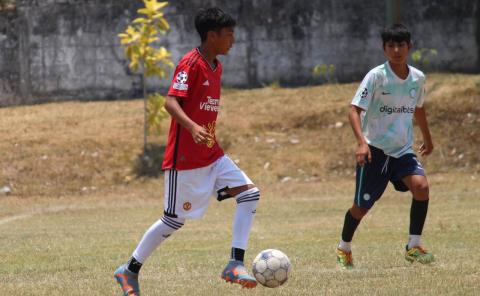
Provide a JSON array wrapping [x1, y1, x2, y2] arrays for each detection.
[[1, 176, 479, 295], [0, 74, 479, 295]]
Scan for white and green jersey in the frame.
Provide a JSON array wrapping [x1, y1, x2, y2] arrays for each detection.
[[351, 62, 426, 158]]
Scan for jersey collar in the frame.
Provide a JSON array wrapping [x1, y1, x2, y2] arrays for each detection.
[[386, 61, 411, 83], [196, 47, 218, 72]]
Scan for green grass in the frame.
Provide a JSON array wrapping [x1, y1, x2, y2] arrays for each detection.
[[1, 174, 479, 295]]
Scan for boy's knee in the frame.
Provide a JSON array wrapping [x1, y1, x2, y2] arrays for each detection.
[[218, 184, 258, 202], [235, 187, 260, 207], [161, 215, 185, 231], [411, 181, 429, 200]]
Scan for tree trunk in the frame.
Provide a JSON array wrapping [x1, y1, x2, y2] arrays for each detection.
[[143, 66, 148, 153]]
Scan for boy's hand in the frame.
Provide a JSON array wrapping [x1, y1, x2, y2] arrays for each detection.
[[419, 139, 434, 156], [356, 143, 372, 166], [190, 124, 212, 145]]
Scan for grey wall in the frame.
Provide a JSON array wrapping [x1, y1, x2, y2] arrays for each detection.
[[0, 0, 479, 106], [0, 8, 18, 106]]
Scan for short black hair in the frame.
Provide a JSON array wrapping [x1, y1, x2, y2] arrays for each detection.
[[194, 7, 236, 42], [381, 24, 411, 46]]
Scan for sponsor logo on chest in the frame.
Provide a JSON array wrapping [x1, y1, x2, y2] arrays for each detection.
[[200, 96, 220, 112], [379, 105, 415, 115]]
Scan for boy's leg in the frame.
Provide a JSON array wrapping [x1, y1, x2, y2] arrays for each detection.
[[339, 203, 368, 252], [214, 156, 259, 288], [221, 185, 259, 288], [227, 184, 258, 258], [337, 146, 389, 269], [402, 174, 429, 247], [115, 168, 212, 295], [337, 203, 368, 270], [132, 215, 186, 265], [114, 215, 184, 296], [391, 155, 434, 264], [401, 175, 434, 263]]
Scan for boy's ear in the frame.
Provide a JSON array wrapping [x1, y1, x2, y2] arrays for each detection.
[[206, 30, 217, 42]]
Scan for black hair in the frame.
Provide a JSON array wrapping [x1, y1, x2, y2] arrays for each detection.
[[194, 7, 236, 42], [381, 24, 411, 47]]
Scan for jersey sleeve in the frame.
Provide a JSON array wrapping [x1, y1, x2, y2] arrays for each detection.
[[167, 62, 199, 99], [351, 70, 377, 111], [416, 79, 426, 108]]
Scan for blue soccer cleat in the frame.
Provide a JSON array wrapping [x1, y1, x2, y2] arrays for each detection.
[[114, 264, 140, 296], [221, 260, 257, 289]]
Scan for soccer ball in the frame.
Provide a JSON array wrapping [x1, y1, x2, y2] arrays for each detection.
[[252, 249, 291, 288]]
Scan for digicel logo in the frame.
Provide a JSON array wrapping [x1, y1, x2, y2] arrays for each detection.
[[379, 105, 415, 115]]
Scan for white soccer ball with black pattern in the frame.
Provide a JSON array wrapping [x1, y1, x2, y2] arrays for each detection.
[[176, 71, 188, 83], [252, 249, 291, 288]]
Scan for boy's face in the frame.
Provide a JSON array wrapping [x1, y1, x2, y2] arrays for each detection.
[[383, 40, 411, 65], [210, 27, 235, 55]]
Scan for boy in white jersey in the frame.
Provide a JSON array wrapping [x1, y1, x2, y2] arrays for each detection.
[[336, 24, 435, 269]]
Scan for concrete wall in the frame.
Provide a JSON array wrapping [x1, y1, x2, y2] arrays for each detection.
[[7, 0, 145, 105], [0, 0, 478, 106], [0, 8, 19, 106]]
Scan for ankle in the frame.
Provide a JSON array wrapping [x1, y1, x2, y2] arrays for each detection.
[[230, 247, 245, 262], [338, 240, 352, 252], [407, 235, 422, 249]]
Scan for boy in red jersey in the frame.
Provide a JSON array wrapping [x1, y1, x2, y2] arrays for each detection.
[[114, 8, 259, 295]]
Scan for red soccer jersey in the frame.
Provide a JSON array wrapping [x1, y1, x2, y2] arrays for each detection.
[[162, 48, 225, 170]]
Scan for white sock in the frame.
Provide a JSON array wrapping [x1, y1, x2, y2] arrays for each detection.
[[132, 215, 185, 263], [408, 235, 422, 249], [338, 239, 352, 252], [231, 188, 260, 250]]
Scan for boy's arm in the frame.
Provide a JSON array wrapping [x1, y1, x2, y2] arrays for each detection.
[[349, 105, 372, 166], [414, 106, 434, 156], [164, 96, 211, 144]]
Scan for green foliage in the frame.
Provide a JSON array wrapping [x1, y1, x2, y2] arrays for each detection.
[[119, 25, 173, 78], [268, 80, 281, 88], [146, 93, 168, 135], [312, 64, 336, 83], [411, 48, 438, 68], [118, 0, 173, 143]]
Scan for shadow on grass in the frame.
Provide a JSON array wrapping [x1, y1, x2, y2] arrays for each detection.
[[134, 144, 166, 178]]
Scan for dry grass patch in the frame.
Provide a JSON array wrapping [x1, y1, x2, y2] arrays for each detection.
[[0, 73, 478, 197]]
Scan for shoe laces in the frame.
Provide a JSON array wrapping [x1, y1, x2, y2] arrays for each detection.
[[410, 246, 428, 254], [230, 264, 248, 276], [338, 249, 353, 263], [345, 252, 353, 263]]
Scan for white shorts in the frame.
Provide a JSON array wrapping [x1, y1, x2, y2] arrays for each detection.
[[163, 155, 253, 219]]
